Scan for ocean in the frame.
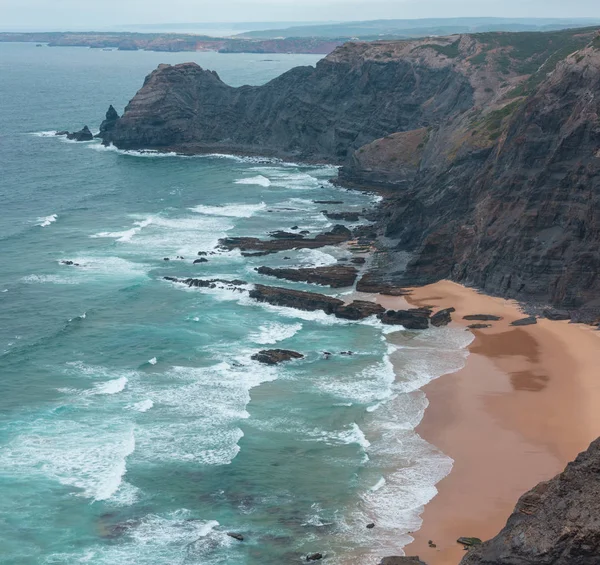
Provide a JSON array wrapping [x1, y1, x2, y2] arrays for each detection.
[[0, 42, 472, 564]]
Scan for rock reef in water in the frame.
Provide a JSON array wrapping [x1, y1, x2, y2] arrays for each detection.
[[460, 438, 600, 565], [251, 350, 304, 365], [256, 265, 359, 288], [65, 125, 93, 141]]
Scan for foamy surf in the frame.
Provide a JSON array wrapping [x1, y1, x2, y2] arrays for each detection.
[[38, 214, 57, 227], [249, 322, 303, 344], [234, 175, 272, 187], [190, 202, 267, 217]]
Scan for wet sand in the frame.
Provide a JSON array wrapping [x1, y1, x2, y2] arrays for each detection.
[[376, 281, 600, 565]]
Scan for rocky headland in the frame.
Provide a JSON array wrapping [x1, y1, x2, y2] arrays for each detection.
[[98, 26, 600, 324]]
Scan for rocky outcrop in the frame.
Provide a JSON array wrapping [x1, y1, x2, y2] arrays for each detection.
[[249, 284, 345, 314], [335, 301, 386, 320], [323, 211, 361, 222], [66, 126, 93, 141], [256, 265, 359, 288], [219, 225, 352, 253], [97, 105, 120, 138], [460, 437, 600, 565], [431, 307, 455, 327], [251, 350, 304, 365], [377, 308, 432, 330]]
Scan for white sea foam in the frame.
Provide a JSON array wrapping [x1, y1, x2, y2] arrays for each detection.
[[190, 202, 267, 217], [1, 423, 136, 502], [38, 214, 57, 227], [89, 143, 180, 158], [131, 399, 154, 412], [91, 376, 128, 396], [48, 511, 222, 564], [21, 274, 79, 285], [31, 130, 58, 138], [336, 423, 371, 449], [134, 361, 277, 465], [370, 477, 386, 492], [91, 217, 154, 243], [234, 175, 271, 187], [58, 256, 149, 279], [148, 357, 157, 365], [295, 248, 338, 267], [249, 322, 303, 345]]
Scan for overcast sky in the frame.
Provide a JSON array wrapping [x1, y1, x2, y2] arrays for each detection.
[[2, 0, 600, 30]]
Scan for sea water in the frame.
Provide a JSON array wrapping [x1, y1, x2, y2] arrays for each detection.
[[0, 43, 472, 564]]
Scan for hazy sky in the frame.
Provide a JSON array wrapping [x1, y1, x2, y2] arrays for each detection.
[[1, 0, 600, 30]]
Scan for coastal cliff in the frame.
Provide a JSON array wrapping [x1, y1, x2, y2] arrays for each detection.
[[460, 438, 600, 565], [100, 27, 600, 317]]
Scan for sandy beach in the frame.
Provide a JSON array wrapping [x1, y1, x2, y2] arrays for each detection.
[[373, 281, 600, 565]]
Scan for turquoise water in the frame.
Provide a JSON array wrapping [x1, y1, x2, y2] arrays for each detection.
[[0, 43, 472, 564]]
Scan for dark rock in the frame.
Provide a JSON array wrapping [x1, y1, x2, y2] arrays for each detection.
[[356, 273, 410, 295], [256, 265, 359, 288], [220, 225, 352, 254], [457, 537, 482, 547], [460, 438, 600, 565], [335, 301, 385, 321], [299, 230, 310, 235], [511, 316, 537, 327], [463, 315, 502, 321], [340, 351, 354, 355], [467, 323, 492, 329], [56, 130, 69, 136], [431, 307, 456, 327], [164, 277, 247, 292], [197, 251, 208, 256], [314, 200, 344, 205], [60, 260, 80, 266], [291, 226, 299, 230], [351, 257, 366, 265], [97, 105, 120, 138], [163, 257, 170, 261], [306, 554, 323, 562], [378, 309, 432, 330], [249, 284, 344, 314], [379, 558, 428, 565], [66, 125, 93, 141], [251, 349, 304, 365], [543, 308, 571, 321], [366, 523, 375, 529], [194, 258, 208, 264], [226, 532, 244, 542], [323, 211, 361, 222]]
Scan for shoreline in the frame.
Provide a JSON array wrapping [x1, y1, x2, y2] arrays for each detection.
[[374, 281, 600, 565]]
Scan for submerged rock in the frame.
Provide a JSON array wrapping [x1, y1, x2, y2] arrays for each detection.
[[322, 211, 361, 222], [306, 553, 323, 562], [251, 350, 304, 365], [226, 532, 244, 542], [193, 258, 208, 264]]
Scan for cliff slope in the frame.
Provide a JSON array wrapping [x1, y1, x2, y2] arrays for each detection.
[[460, 438, 600, 565]]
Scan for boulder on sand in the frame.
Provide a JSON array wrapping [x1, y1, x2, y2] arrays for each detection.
[[378, 308, 432, 330], [431, 307, 455, 327]]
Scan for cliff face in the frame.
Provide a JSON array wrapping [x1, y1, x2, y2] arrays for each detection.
[[101, 29, 600, 315], [379, 45, 600, 311], [102, 37, 476, 159], [460, 438, 600, 565]]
